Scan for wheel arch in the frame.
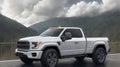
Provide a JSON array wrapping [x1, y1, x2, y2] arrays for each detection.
[[93, 44, 107, 54], [41, 45, 61, 58]]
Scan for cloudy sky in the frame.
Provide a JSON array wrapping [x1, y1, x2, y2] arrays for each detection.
[[0, 0, 120, 27]]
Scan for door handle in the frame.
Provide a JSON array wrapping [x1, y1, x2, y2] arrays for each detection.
[[74, 42, 79, 44]]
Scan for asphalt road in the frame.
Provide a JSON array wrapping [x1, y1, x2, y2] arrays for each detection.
[[0, 54, 120, 67]]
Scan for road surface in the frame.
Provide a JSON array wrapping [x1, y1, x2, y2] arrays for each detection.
[[0, 54, 120, 67]]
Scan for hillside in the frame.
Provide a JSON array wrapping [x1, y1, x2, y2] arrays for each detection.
[[30, 11, 120, 41], [0, 14, 37, 42]]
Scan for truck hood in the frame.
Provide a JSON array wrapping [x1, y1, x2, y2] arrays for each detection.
[[19, 36, 61, 42]]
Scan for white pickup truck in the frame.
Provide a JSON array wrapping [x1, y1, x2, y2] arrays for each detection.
[[15, 27, 110, 67]]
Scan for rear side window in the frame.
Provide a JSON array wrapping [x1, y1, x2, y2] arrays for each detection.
[[62, 29, 83, 38]]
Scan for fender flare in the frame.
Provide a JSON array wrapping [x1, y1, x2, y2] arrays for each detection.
[[40, 43, 61, 57], [92, 42, 106, 53]]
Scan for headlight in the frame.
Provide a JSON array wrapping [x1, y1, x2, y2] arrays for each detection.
[[32, 41, 42, 49]]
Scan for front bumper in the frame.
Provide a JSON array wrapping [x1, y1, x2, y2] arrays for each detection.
[[15, 49, 43, 59]]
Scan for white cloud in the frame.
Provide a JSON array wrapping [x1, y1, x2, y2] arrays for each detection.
[[1, 0, 67, 27], [66, 1, 102, 17], [33, 0, 67, 17], [0, 0, 120, 27], [66, 0, 120, 17], [0, 0, 3, 12]]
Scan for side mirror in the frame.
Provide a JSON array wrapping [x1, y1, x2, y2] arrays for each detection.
[[61, 32, 72, 41]]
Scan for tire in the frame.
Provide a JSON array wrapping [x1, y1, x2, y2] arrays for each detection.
[[41, 49, 59, 67], [75, 56, 85, 61], [92, 47, 106, 64], [20, 57, 33, 64]]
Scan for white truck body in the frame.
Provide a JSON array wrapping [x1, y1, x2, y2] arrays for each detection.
[[15, 27, 110, 67]]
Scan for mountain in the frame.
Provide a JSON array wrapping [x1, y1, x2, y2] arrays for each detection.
[[0, 14, 37, 42], [30, 11, 120, 41]]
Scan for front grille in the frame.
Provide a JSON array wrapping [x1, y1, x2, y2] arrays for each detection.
[[17, 41, 30, 49]]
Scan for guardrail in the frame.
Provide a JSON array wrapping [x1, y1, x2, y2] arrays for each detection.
[[0, 42, 120, 60], [0, 42, 17, 60], [109, 42, 120, 53]]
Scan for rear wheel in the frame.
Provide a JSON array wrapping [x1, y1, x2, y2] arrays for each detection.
[[92, 47, 106, 64], [41, 49, 59, 67], [20, 57, 33, 64]]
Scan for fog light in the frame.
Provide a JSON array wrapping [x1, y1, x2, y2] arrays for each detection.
[[32, 53, 37, 57]]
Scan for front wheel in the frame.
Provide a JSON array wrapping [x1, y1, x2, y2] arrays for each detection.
[[41, 49, 59, 67], [92, 47, 106, 64]]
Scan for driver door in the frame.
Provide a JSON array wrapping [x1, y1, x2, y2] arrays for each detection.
[[59, 29, 86, 56]]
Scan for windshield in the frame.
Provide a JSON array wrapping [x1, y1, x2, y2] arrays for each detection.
[[40, 28, 63, 37]]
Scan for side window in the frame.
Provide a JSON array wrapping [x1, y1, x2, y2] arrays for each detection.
[[62, 29, 83, 38]]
